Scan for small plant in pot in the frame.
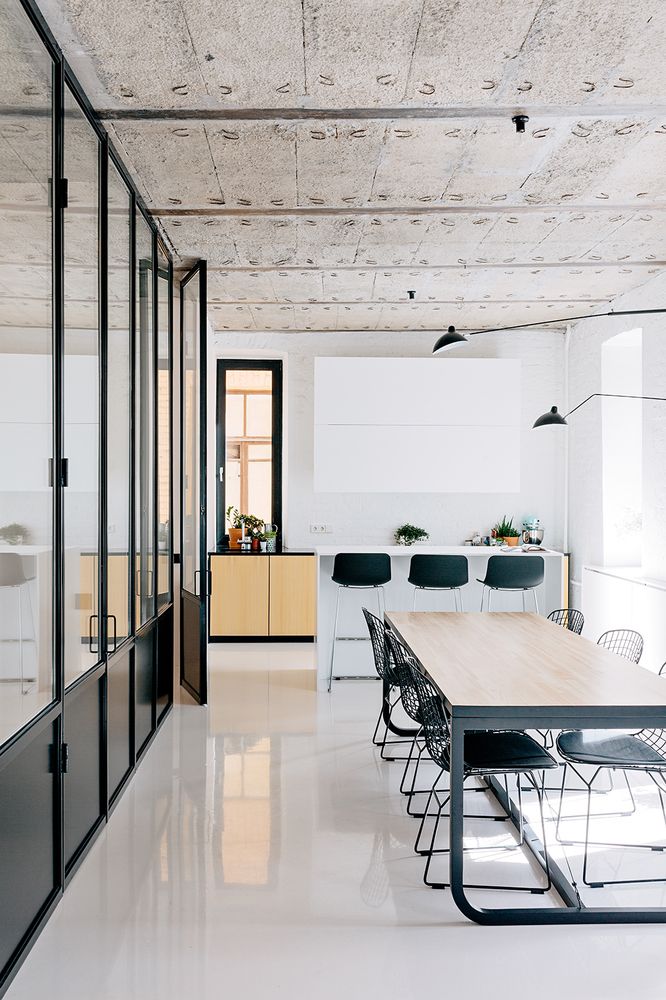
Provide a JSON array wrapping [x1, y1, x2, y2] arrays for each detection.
[[0, 523, 28, 546], [226, 508, 265, 549], [394, 524, 429, 546], [494, 515, 520, 547]]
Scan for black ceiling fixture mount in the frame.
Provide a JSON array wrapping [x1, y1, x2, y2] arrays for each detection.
[[512, 114, 529, 133], [432, 307, 666, 355], [407, 289, 416, 299]]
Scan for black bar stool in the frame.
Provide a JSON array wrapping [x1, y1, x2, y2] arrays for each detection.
[[327, 553, 391, 691], [408, 554, 468, 611], [477, 554, 544, 613]]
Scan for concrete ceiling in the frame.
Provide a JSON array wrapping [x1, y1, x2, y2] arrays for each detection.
[[8, 0, 666, 333]]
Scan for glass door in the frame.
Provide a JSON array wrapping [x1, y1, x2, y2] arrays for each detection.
[[180, 262, 207, 704]]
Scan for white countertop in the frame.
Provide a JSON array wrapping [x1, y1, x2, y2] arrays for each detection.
[[315, 544, 563, 557], [585, 565, 666, 592]]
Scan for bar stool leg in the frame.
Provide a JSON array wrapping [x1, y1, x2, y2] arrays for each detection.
[[377, 585, 385, 620], [479, 586, 485, 612], [327, 585, 342, 692], [533, 589, 539, 614], [522, 590, 526, 612], [412, 587, 418, 611]]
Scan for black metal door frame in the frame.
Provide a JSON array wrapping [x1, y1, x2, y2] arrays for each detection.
[[179, 261, 208, 704]]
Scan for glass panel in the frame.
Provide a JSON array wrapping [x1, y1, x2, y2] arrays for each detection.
[[224, 369, 273, 526], [182, 274, 201, 595], [63, 87, 100, 687], [0, 0, 55, 739], [156, 245, 171, 608], [135, 213, 155, 626], [245, 394, 272, 437], [107, 162, 132, 646]]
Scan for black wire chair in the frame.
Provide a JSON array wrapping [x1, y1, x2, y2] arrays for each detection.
[[597, 628, 644, 663], [363, 608, 418, 760], [547, 608, 584, 635], [556, 726, 666, 887], [406, 656, 557, 892]]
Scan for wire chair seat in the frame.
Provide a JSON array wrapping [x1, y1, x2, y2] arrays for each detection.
[[557, 728, 666, 770]]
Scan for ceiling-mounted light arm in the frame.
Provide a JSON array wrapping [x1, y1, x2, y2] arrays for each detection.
[[433, 307, 666, 355], [533, 393, 666, 428]]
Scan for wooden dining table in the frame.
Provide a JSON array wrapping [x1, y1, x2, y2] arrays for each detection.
[[385, 611, 666, 925]]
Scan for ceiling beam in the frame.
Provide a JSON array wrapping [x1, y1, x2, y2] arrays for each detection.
[[153, 203, 666, 217], [208, 298, 608, 306], [200, 261, 664, 272], [97, 104, 666, 122]]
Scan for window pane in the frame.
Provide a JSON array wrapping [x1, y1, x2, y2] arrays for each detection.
[[0, 0, 54, 739], [63, 87, 100, 687], [107, 162, 132, 645], [135, 213, 155, 626], [225, 393, 244, 437], [157, 246, 171, 608], [246, 394, 272, 437]]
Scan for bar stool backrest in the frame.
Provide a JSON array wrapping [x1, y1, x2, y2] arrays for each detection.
[[332, 553, 391, 587], [407, 554, 468, 589], [0, 553, 33, 587], [597, 628, 644, 664], [384, 630, 421, 724], [362, 607, 398, 685], [481, 554, 544, 590], [547, 608, 584, 635]]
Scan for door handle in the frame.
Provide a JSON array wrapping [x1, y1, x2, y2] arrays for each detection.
[[88, 613, 99, 655], [107, 613, 117, 653], [193, 568, 200, 597]]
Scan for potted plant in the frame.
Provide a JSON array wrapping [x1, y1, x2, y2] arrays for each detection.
[[225, 509, 265, 549], [0, 523, 28, 546], [494, 515, 520, 547], [394, 523, 429, 546]]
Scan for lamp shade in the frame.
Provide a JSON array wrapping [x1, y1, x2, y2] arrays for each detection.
[[432, 325, 468, 354], [533, 405, 567, 428]]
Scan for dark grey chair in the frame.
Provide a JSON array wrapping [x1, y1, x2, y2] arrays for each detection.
[[327, 553, 391, 691], [406, 655, 557, 892], [0, 553, 36, 694], [408, 554, 468, 611], [477, 554, 545, 612], [597, 628, 643, 663], [547, 608, 584, 635]]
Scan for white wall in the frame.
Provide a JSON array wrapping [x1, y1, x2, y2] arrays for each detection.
[[566, 270, 666, 597], [210, 328, 565, 551]]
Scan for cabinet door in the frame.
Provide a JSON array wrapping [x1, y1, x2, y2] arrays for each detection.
[[210, 558, 269, 636], [269, 557, 317, 636]]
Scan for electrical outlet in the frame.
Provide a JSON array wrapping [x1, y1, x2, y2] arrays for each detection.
[[309, 523, 333, 534]]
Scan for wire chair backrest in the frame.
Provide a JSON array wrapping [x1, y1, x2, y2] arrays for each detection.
[[407, 658, 451, 770], [547, 608, 585, 635], [362, 608, 398, 685], [597, 628, 644, 664], [384, 630, 422, 724]]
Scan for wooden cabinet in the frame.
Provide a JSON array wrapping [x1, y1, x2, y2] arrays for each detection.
[[209, 555, 316, 638], [210, 557, 270, 636], [269, 557, 317, 636]]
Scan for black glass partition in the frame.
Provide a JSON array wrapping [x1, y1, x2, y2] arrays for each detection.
[[0, 0, 174, 986]]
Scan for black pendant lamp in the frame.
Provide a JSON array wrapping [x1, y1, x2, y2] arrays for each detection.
[[432, 325, 468, 353], [532, 405, 568, 428]]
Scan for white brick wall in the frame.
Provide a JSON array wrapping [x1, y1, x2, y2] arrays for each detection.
[[211, 327, 565, 551], [567, 270, 666, 593]]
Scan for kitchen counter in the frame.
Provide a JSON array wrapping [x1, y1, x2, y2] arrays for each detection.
[[209, 548, 314, 557]]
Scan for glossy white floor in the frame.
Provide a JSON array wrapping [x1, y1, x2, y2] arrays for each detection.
[[6, 642, 666, 1000]]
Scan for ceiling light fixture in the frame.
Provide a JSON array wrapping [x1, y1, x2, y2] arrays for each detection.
[[533, 393, 666, 429], [512, 114, 529, 134], [407, 289, 416, 300], [431, 307, 666, 355]]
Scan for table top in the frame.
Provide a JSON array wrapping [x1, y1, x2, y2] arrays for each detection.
[[316, 545, 563, 558], [385, 612, 666, 712]]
